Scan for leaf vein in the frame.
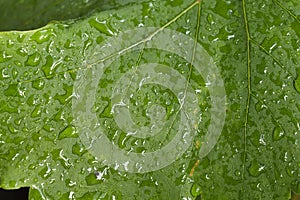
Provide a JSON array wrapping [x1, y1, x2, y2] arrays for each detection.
[[242, 0, 251, 195], [273, 0, 300, 25]]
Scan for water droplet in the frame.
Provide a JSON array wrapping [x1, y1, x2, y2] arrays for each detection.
[[72, 142, 86, 156], [190, 183, 201, 197], [255, 101, 266, 112], [38, 164, 53, 179], [65, 179, 77, 188], [0, 50, 12, 63], [32, 79, 45, 90], [41, 55, 54, 77], [16, 47, 27, 57], [7, 39, 14, 48], [273, 126, 285, 141], [85, 173, 102, 186], [294, 73, 300, 94], [235, 170, 241, 176], [58, 125, 78, 140], [206, 13, 215, 25], [31, 105, 42, 118], [248, 160, 265, 177], [51, 149, 72, 169], [53, 83, 73, 104], [64, 39, 75, 49], [25, 52, 41, 66], [14, 60, 22, 67], [89, 19, 116, 36], [17, 34, 26, 42], [31, 28, 56, 44], [4, 84, 19, 97]]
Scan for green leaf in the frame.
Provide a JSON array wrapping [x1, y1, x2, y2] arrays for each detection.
[[0, 0, 146, 31], [0, 0, 299, 199]]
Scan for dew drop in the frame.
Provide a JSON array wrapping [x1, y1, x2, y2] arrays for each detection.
[[255, 101, 266, 112], [248, 160, 265, 177], [41, 55, 54, 77], [38, 164, 53, 179], [14, 60, 22, 67], [273, 126, 285, 141], [7, 39, 14, 48], [234, 170, 241, 177], [31, 28, 56, 44], [51, 149, 72, 169], [72, 142, 86, 156], [88, 19, 116, 36], [85, 173, 102, 186], [65, 179, 77, 188], [58, 125, 78, 140], [31, 105, 42, 118], [0, 50, 12, 63], [206, 13, 215, 25], [190, 183, 201, 197], [17, 34, 26, 42], [25, 52, 41, 66], [32, 79, 45, 90], [4, 84, 19, 97], [17, 47, 27, 57]]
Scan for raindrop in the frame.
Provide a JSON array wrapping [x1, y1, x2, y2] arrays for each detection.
[[273, 126, 285, 141], [32, 79, 45, 90], [7, 39, 14, 48], [89, 19, 117, 36], [255, 101, 266, 112], [58, 125, 78, 140], [25, 52, 41, 66], [30, 28, 56, 44], [4, 84, 19, 97], [72, 143, 86, 156], [248, 160, 265, 177], [206, 13, 215, 25], [0, 50, 12, 63], [294, 73, 300, 94], [190, 183, 201, 197]]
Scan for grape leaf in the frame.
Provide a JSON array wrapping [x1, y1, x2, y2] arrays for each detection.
[[0, 0, 299, 199]]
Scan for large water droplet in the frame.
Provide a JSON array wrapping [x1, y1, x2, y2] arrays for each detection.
[[25, 52, 41, 66], [41, 55, 54, 77], [7, 39, 14, 48], [0, 50, 12, 63], [273, 126, 285, 141], [51, 149, 72, 169], [255, 101, 266, 112], [58, 125, 78, 140], [294, 73, 300, 94], [248, 160, 265, 177], [31, 105, 42, 118], [32, 79, 45, 90], [85, 173, 102, 186], [65, 179, 77, 188], [206, 13, 215, 25], [89, 19, 116, 36], [4, 84, 19, 97], [38, 164, 53, 179], [31, 28, 56, 44], [72, 142, 86, 156], [190, 183, 201, 197]]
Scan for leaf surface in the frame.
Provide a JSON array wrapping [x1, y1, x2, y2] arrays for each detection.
[[0, 0, 299, 199]]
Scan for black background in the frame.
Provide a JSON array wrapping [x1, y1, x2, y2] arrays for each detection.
[[0, 188, 28, 200]]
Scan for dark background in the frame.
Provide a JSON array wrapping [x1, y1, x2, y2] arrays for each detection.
[[0, 188, 28, 200]]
